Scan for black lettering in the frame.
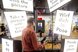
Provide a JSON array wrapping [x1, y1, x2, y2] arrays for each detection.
[[21, 0, 28, 4], [59, 13, 70, 17], [10, 0, 19, 3], [56, 27, 67, 33]]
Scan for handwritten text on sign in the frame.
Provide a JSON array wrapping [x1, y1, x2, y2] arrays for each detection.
[[2, 0, 33, 12], [4, 11, 27, 38], [2, 38, 13, 52], [64, 39, 78, 52], [47, 0, 71, 12], [54, 10, 74, 36]]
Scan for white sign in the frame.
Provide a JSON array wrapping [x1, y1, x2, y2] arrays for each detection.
[[54, 10, 74, 36], [47, 0, 71, 12], [2, 0, 33, 12], [2, 38, 13, 52], [4, 11, 27, 38], [64, 39, 78, 52]]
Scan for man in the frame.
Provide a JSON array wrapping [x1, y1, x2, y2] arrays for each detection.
[[22, 18, 43, 52]]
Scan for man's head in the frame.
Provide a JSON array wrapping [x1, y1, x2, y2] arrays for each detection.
[[27, 18, 35, 26]]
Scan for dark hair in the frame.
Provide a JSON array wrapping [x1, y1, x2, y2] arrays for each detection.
[[27, 18, 34, 24]]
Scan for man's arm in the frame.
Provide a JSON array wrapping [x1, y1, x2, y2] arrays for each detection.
[[30, 31, 42, 50]]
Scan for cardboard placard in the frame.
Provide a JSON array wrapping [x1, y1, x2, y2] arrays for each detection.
[[47, 0, 71, 12], [2, 38, 13, 52], [54, 10, 74, 36], [2, 0, 33, 12], [4, 11, 27, 38], [64, 39, 78, 52]]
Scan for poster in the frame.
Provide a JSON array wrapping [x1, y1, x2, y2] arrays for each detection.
[[2, 0, 33, 12], [47, 0, 71, 12], [2, 38, 13, 52], [4, 11, 27, 38], [64, 39, 78, 52], [54, 10, 74, 36]]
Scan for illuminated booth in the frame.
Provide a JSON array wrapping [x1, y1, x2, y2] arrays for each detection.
[[0, 0, 78, 52]]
